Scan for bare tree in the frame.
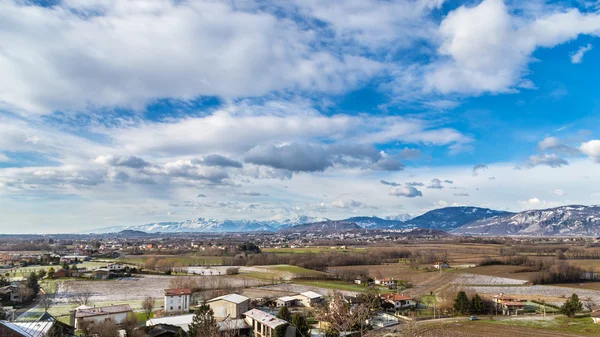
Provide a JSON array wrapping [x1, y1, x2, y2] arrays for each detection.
[[583, 297, 596, 312], [88, 318, 120, 337], [40, 292, 55, 312], [69, 284, 93, 306], [142, 296, 155, 320]]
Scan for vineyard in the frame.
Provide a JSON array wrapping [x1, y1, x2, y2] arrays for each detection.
[[452, 273, 528, 285]]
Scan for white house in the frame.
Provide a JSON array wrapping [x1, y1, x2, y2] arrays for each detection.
[[243, 309, 295, 337], [72, 304, 132, 329], [381, 294, 416, 309], [374, 278, 395, 287], [433, 261, 450, 269], [164, 288, 192, 314], [292, 291, 323, 307], [107, 263, 125, 271]]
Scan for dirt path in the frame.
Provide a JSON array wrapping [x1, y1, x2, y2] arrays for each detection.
[[406, 272, 458, 297]]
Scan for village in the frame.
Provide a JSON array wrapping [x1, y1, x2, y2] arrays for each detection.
[[2, 235, 600, 336]]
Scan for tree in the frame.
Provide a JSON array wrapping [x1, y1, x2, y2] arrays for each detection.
[[47, 267, 56, 279], [188, 304, 219, 337], [37, 269, 47, 279], [70, 284, 93, 306], [0, 307, 6, 320], [560, 293, 583, 318], [26, 272, 40, 297], [122, 313, 140, 337], [88, 318, 120, 337], [291, 313, 310, 337], [453, 291, 470, 315], [142, 296, 155, 320], [276, 306, 292, 322], [470, 293, 484, 314], [274, 324, 289, 337], [40, 291, 55, 312]]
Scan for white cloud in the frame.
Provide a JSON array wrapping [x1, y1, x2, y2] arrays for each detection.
[[389, 185, 423, 198], [553, 189, 567, 196], [571, 44, 593, 63], [331, 199, 363, 209], [580, 140, 600, 163], [518, 154, 569, 169], [426, 0, 600, 95], [427, 178, 444, 189], [538, 137, 579, 155], [0, 1, 382, 115], [0, 153, 8, 162]]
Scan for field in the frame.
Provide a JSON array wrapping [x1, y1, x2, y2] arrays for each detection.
[[4, 262, 108, 279], [436, 318, 600, 337], [451, 273, 528, 285]]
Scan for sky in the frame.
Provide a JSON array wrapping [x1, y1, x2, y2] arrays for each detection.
[[1, 0, 600, 233]]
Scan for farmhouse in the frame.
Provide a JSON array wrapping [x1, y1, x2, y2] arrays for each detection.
[[381, 294, 415, 309], [292, 291, 323, 307], [374, 278, 395, 287], [242, 309, 294, 337], [206, 294, 250, 319], [433, 261, 450, 269], [71, 304, 132, 329], [276, 296, 297, 308], [164, 288, 192, 314], [0, 284, 23, 303], [500, 301, 526, 315]]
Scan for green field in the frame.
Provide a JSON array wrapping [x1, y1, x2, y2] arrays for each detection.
[[4, 262, 109, 279], [478, 315, 600, 336]]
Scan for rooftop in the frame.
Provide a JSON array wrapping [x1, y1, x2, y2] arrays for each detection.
[[299, 291, 322, 299], [243, 309, 288, 329], [165, 288, 192, 296], [147, 314, 194, 332], [217, 319, 250, 331], [382, 294, 412, 301], [207, 293, 249, 304], [277, 296, 297, 302], [75, 304, 132, 318]]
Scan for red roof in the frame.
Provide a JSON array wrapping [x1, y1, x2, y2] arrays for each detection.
[[165, 288, 192, 296], [382, 294, 412, 301], [502, 301, 525, 307]]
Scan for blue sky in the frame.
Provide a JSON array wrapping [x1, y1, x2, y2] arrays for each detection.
[[1, 0, 600, 233]]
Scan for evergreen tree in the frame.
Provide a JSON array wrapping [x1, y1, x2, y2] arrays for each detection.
[[276, 306, 292, 322], [26, 272, 40, 296], [470, 293, 484, 314], [274, 324, 289, 337], [560, 293, 583, 318], [291, 313, 311, 337], [453, 291, 470, 315], [47, 267, 56, 279], [188, 304, 219, 337]]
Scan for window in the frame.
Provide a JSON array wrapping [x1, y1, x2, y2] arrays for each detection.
[[170, 306, 173, 310], [178, 306, 181, 310]]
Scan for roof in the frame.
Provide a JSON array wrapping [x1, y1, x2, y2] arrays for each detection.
[[382, 294, 412, 301], [243, 309, 288, 329], [146, 314, 194, 332], [146, 324, 187, 337], [217, 319, 250, 331], [299, 291, 322, 299], [165, 288, 192, 296], [207, 293, 249, 304], [502, 301, 526, 307], [0, 313, 67, 337], [592, 311, 600, 318], [277, 296, 297, 302], [75, 304, 132, 318]]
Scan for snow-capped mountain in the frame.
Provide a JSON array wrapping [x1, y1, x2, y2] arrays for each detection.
[[385, 213, 413, 222], [342, 216, 410, 229], [405, 206, 513, 230], [452, 205, 600, 236]]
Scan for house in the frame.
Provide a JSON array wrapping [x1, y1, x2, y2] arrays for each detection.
[[91, 268, 114, 280], [592, 306, 600, 324], [374, 278, 395, 287], [164, 288, 192, 314], [206, 294, 250, 319], [276, 296, 297, 308], [107, 263, 125, 271], [0, 312, 75, 337], [242, 309, 295, 337], [0, 285, 23, 303], [292, 291, 323, 307], [381, 294, 416, 309], [146, 315, 251, 336], [141, 323, 189, 337], [500, 301, 525, 315], [433, 261, 450, 269], [492, 294, 515, 305], [217, 319, 251, 336], [71, 304, 132, 329], [146, 314, 194, 332]]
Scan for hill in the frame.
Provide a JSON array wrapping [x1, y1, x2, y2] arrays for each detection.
[[405, 206, 514, 231]]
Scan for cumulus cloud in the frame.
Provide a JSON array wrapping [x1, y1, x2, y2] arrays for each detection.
[[580, 140, 600, 163], [518, 154, 569, 169], [397, 147, 422, 160], [331, 199, 363, 209], [235, 191, 267, 197], [406, 181, 425, 187], [0, 153, 9, 162], [426, 0, 600, 95], [571, 44, 593, 63], [472, 164, 487, 176], [427, 178, 444, 189], [95, 155, 151, 169], [443, 180, 453, 184], [389, 185, 423, 198], [538, 137, 579, 155], [553, 189, 567, 196]]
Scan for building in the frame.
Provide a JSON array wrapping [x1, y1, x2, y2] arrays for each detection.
[[592, 306, 600, 324], [0, 313, 75, 337], [276, 296, 297, 308], [142, 323, 189, 337], [500, 301, 525, 315], [107, 263, 125, 271], [381, 294, 416, 309], [146, 315, 251, 336], [242, 309, 295, 337], [71, 304, 132, 329], [0, 285, 23, 303], [206, 294, 250, 319], [292, 291, 323, 307], [374, 278, 395, 287], [164, 288, 192, 314], [433, 261, 450, 269]]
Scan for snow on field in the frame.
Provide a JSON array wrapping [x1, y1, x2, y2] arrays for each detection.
[[55, 275, 264, 303], [464, 284, 600, 302], [452, 273, 528, 285]]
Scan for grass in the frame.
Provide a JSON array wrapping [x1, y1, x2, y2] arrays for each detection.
[[268, 265, 328, 276], [293, 280, 394, 293], [479, 315, 600, 336], [4, 262, 108, 278]]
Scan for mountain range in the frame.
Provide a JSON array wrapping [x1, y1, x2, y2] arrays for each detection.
[[89, 205, 600, 236]]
